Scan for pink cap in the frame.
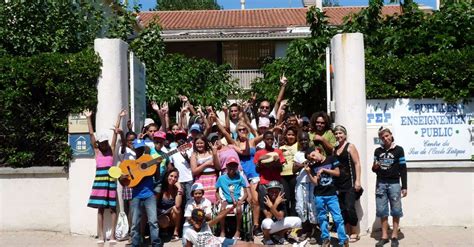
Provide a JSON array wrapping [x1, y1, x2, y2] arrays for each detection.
[[153, 131, 166, 139], [225, 156, 240, 166]]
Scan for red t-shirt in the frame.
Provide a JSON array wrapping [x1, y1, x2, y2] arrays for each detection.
[[253, 148, 286, 185]]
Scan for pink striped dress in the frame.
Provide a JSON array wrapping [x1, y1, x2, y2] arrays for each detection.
[[87, 152, 117, 208], [195, 155, 218, 204]]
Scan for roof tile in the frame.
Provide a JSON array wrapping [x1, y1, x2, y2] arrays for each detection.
[[138, 6, 402, 30]]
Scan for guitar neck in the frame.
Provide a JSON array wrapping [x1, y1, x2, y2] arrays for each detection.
[[144, 148, 184, 168]]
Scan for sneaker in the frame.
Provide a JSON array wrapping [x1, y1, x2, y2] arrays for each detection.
[[375, 239, 390, 247], [271, 234, 285, 245], [321, 239, 330, 247], [309, 237, 318, 245], [390, 238, 399, 247], [341, 239, 349, 247], [263, 238, 275, 245], [253, 225, 263, 237]]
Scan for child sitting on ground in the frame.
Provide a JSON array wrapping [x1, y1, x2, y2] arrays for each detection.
[[183, 183, 213, 246], [215, 157, 248, 239], [304, 148, 348, 247]]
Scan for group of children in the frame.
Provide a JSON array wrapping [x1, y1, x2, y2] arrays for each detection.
[[84, 78, 407, 247]]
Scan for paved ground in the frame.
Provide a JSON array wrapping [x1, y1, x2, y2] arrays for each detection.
[[1, 226, 473, 246]]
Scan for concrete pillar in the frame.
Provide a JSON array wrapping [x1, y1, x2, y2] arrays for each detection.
[[330, 33, 369, 233], [69, 39, 129, 235]]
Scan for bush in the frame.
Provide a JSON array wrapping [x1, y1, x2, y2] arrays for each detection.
[[0, 49, 101, 167]]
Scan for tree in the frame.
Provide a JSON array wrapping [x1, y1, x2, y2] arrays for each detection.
[[156, 0, 220, 10], [0, 2, 131, 167], [251, 1, 473, 116]]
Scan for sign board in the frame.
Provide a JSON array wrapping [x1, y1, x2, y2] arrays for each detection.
[[367, 98, 474, 161], [69, 134, 94, 158], [68, 113, 88, 133], [130, 52, 146, 134]]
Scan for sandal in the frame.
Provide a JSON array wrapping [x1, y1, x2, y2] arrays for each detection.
[[96, 240, 105, 244], [170, 235, 180, 242], [349, 234, 360, 243]]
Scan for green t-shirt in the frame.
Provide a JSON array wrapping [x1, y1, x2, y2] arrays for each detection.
[[308, 130, 336, 156]]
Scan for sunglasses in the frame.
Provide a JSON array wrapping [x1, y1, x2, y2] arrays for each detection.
[[260, 106, 270, 109], [238, 128, 247, 132]]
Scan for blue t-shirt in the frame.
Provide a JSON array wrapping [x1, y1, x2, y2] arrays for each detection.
[[216, 173, 247, 203], [311, 156, 340, 196], [132, 176, 154, 199]]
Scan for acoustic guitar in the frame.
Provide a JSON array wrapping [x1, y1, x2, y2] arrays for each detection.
[[109, 143, 192, 187]]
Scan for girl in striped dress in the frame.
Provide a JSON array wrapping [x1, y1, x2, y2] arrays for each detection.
[[84, 109, 125, 244]]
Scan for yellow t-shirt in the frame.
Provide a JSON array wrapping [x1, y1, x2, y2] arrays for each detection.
[[280, 142, 298, 176]]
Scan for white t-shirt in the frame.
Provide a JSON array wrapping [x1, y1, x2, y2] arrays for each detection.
[[118, 146, 136, 161], [250, 110, 276, 130], [184, 223, 224, 247], [169, 148, 193, 183], [183, 198, 212, 227], [294, 151, 309, 183]]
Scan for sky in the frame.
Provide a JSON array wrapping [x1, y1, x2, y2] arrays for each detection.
[[134, 0, 437, 11]]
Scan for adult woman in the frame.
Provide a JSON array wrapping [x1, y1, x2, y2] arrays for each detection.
[[309, 111, 336, 156], [372, 127, 407, 247], [157, 168, 183, 241], [190, 136, 220, 204], [214, 115, 265, 236], [333, 125, 362, 243], [279, 126, 299, 216]]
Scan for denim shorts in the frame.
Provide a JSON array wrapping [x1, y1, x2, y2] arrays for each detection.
[[375, 182, 403, 218]]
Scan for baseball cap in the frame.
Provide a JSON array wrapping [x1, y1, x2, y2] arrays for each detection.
[[207, 132, 219, 142], [96, 132, 109, 143], [175, 129, 188, 139], [190, 123, 201, 133], [258, 117, 270, 128], [143, 118, 155, 128], [225, 156, 240, 166], [153, 131, 166, 139], [191, 183, 204, 193], [132, 139, 145, 149], [266, 180, 282, 190], [302, 116, 310, 124]]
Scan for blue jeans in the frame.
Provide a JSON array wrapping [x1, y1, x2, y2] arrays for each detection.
[[375, 182, 403, 218], [181, 180, 193, 205], [315, 195, 347, 245], [131, 196, 160, 247]]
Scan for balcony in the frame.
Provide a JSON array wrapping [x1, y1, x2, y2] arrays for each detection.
[[229, 69, 263, 89]]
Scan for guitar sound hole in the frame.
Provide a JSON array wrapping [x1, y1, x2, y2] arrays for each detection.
[[140, 163, 148, 169]]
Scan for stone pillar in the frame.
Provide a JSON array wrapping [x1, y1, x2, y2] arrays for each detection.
[[69, 39, 129, 235], [330, 33, 369, 233]]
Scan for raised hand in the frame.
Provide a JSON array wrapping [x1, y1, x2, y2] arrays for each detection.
[[160, 102, 169, 115], [263, 195, 273, 208], [179, 95, 188, 102], [280, 75, 288, 85], [274, 191, 286, 206], [83, 109, 93, 118], [222, 105, 228, 114], [119, 109, 127, 117], [151, 101, 160, 111]]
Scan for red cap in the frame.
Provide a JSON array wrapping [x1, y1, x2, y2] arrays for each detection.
[[225, 156, 240, 166], [175, 129, 187, 137]]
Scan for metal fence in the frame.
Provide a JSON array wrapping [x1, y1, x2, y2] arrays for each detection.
[[229, 69, 264, 89]]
